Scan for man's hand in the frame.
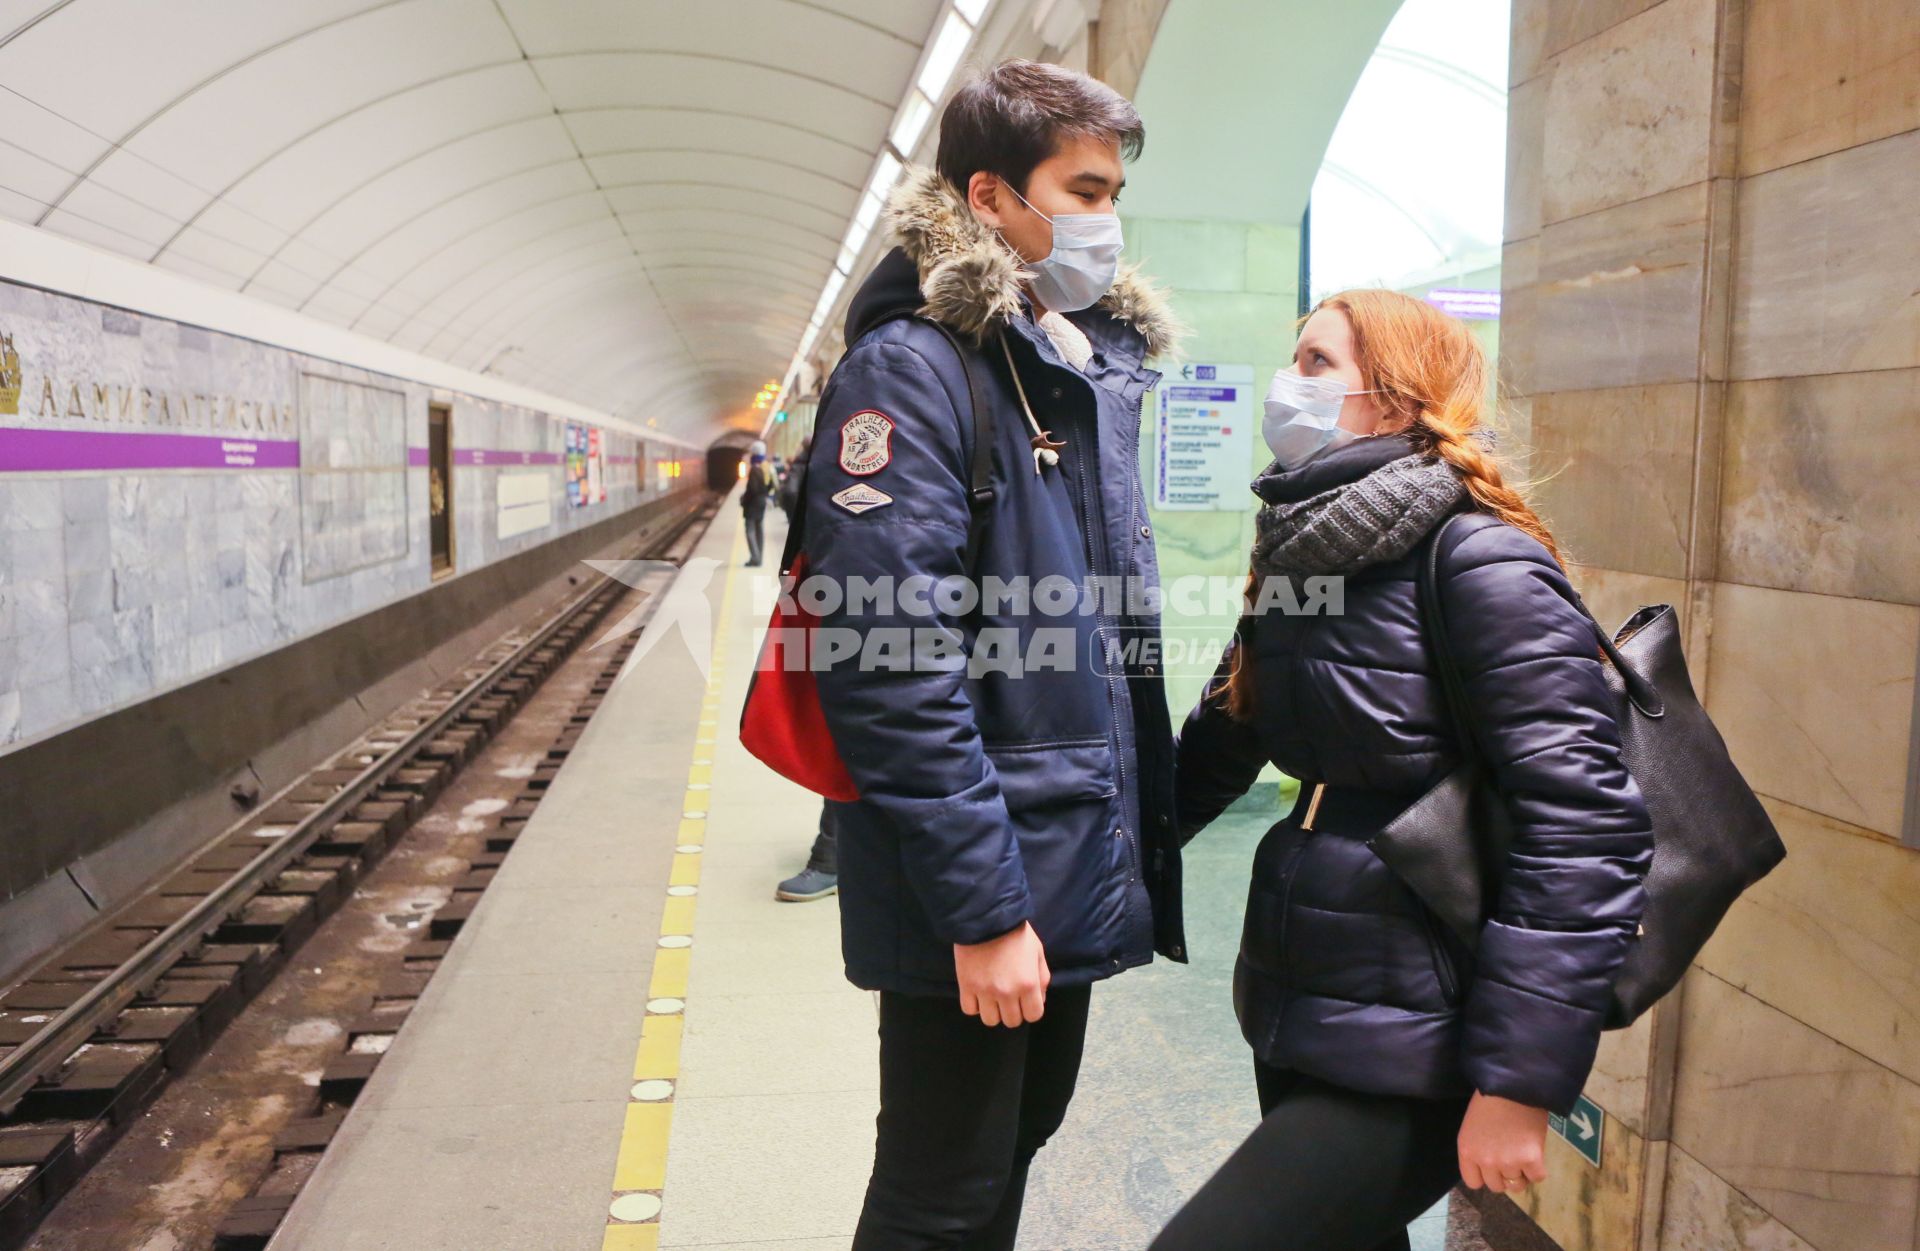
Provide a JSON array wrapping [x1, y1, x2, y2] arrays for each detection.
[[1457, 1090, 1549, 1196], [954, 921, 1050, 1028]]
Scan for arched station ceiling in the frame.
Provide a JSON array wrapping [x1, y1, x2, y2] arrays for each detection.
[[0, 0, 943, 443]]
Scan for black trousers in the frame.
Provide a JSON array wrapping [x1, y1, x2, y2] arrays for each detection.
[[853, 985, 1092, 1251], [743, 506, 766, 564], [1149, 1059, 1472, 1251], [805, 806, 837, 874]]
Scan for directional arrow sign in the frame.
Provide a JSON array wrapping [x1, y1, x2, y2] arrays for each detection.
[[1546, 1094, 1604, 1167]]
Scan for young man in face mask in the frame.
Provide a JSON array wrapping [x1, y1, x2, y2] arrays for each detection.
[[796, 58, 1188, 1249]]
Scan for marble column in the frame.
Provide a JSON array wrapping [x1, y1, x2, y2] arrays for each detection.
[[1500, 1, 1920, 1249], [1090, 0, 1171, 97]]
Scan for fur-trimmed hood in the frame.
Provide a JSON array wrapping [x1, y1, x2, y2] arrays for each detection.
[[880, 164, 1186, 360]]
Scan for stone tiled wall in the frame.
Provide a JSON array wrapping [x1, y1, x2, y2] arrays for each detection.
[[1092, 0, 1170, 97], [1117, 214, 1301, 718], [0, 279, 680, 754], [1501, 1, 1920, 1248], [298, 373, 410, 582]]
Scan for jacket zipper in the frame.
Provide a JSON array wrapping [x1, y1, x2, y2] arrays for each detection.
[[1416, 901, 1461, 1005], [1274, 826, 1313, 1005], [1062, 374, 1140, 896]]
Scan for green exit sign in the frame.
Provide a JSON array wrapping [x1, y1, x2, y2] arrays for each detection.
[[1547, 1093, 1604, 1168]]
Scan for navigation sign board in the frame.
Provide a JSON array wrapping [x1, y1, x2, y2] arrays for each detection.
[[1547, 1093, 1604, 1167], [1155, 362, 1253, 511]]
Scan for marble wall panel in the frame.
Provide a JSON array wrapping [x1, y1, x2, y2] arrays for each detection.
[[1731, 129, 1920, 382], [1670, 968, 1920, 1251], [0, 278, 688, 751], [1588, 1010, 1656, 1133], [1544, 0, 1674, 65], [1704, 579, 1916, 838], [1497, 238, 1540, 399], [1531, 384, 1699, 580], [1695, 794, 1920, 1086], [1510, 0, 1550, 87], [1509, 0, 1672, 88], [1657, 1143, 1818, 1251], [1740, 0, 1920, 177], [298, 373, 409, 584], [1505, 74, 1547, 243], [1534, 182, 1710, 394], [1542, 0, 1718, 224], [1720, 369, 1920, 606]]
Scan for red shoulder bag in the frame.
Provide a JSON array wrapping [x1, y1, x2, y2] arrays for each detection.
[[738, 315, 997, 801]]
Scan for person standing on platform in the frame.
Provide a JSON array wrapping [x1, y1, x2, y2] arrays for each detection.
[[774, 805, 838, 902], [771, 436, 840, 902], [798, 59, 1186, 1250], [740, 439, 778, 567], [1156, 291, 1654, 1250], [777, 434, 812, 526]]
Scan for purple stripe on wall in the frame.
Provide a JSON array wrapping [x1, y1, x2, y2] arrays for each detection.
[[405, 447, 565, 467], [0, 426, 301, 472]]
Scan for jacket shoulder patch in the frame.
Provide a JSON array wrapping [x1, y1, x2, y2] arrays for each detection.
[[831, 482, 894, 514], [839, 410, 894, 475]]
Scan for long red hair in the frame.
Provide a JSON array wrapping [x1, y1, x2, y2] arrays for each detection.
[[1219, 289, 1565, 720]]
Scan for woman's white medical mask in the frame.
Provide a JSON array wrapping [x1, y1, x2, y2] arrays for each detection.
[[1262, 368, 1383, 469], [1007, 184, 1123, 313]]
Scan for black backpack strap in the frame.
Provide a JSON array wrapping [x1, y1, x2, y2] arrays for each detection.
[[796, 309, 996, 573], [917, 318, 997, 572]]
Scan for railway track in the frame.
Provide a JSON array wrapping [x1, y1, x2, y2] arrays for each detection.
[[0, 496, 717, 1250]]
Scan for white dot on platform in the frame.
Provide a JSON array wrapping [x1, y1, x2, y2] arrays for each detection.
[[609, 1192, 662, 1222], [667, 885, 697, 896], [646, 997, 685, 1014], [682, 810, 706, 820], [631, 1079, 674, 1101], [676, 844, 702, 854], [658, 935, 692, 949]]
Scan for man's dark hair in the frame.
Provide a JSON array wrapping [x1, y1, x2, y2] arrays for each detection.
[[935, 59, 1144, 196]]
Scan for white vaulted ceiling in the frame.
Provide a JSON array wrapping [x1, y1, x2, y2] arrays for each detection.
[[0, 0, 943, 441]]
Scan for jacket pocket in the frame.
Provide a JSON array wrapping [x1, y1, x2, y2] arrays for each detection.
[[1414, 898, 1463, 1007], [983, 737, 1118, 811]]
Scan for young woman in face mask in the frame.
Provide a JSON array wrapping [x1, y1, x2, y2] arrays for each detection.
[[1151, 289, 1654, 1250]]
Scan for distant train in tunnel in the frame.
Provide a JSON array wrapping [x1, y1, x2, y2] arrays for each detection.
[[707, 443, 746, 490]]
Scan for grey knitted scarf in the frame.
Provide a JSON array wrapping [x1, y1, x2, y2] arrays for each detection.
[[1251, 452, 1468, 578]]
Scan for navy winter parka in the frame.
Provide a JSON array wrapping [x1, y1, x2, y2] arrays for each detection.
[[1177, 431, 1655, 1116], [804, 166, 1188, 995]]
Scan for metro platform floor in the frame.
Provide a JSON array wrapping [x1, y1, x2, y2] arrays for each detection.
[[268, 493, 1475, 1251]]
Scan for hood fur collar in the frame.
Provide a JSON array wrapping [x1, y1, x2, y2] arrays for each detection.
[[883, 165, 1186, 360]]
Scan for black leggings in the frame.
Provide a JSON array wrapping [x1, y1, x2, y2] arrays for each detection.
[[1150, 1059, 1472, 1251], [853, 984, 1092, 1251]]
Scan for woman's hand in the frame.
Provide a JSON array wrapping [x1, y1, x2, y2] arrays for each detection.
[[1457, 1090, 1549, 1196]]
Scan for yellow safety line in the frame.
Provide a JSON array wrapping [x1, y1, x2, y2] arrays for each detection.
[[601, 520, 747, 1248]]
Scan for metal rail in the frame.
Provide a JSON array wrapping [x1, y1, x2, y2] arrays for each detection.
[[0, 499, 713, 1115]]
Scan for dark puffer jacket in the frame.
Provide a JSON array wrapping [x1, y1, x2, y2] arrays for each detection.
[[806, 167, 1188, 995], [1177, 431, 1654, 1116]]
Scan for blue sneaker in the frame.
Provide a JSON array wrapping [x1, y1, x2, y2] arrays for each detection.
[[775, 868, 838, 902]]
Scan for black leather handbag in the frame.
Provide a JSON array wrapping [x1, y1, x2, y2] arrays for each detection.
[[1367, 512, 1789, 1030]]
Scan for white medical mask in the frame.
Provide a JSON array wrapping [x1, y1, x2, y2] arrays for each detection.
[[1262, 369, 1383, 469], [1007, 184, 1123, 313]]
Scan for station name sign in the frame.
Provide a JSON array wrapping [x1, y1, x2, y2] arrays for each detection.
[[0, 325, 295, 437]]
